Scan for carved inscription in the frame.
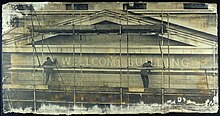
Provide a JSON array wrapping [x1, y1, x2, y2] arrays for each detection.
[[58, 56, 190, 68]]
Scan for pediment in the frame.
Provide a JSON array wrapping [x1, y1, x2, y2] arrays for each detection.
[[55, 9, 153, 26], [3, 9, 217, 48], [49, 9, 217, 47], [33, 34, 193, 47]]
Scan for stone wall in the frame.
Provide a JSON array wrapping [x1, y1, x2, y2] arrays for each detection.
[[9, 52, 217, 89]]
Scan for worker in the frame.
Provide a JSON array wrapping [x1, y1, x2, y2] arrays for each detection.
[[140, 61, 152, 89], [42, 57, 57, 85]]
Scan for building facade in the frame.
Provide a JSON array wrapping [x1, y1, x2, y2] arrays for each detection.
[[2, 2, 218, 113]]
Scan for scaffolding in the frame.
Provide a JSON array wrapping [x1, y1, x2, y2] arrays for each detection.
[[2, 7, 218, 113]]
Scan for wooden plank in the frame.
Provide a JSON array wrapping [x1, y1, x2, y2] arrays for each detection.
[[3, 84, 48, 89], [3, 46, 215, 54], [9, 67, 217, 73], [32, 25, 162, 33], [128, 88, 144, 92]]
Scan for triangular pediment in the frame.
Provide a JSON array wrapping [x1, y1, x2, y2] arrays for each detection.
[[32, 34, 193, 47], [55, 9, 154, 26], [3, 9, 217, 48], [51, 9, 217, 47]]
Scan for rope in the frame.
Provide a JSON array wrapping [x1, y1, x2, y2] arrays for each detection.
[[32, 8, 69, 93], [2, 26, 16, 37], [31, 10, 41, 67]]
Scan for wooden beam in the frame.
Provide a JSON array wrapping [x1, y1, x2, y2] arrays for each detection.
[[9, 67, 218, 74], [3, 84, 48, 89], [129, 88, 144, 92], [31, 24, 163, 33], [19, 10, 216, 16], [3, 45, 216, 54]]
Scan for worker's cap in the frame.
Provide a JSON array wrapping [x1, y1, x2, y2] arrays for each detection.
[[147, 61, 152, 63], [46, 57, 51, 60]]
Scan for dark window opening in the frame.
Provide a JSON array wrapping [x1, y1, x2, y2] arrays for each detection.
[[66, 4, 72, 10], [15, 4, 33, 11], [183, 3, 208, 9], [74, 4, 88, 10], [10, 17, 23, 27], [123, 3, 146, 10]]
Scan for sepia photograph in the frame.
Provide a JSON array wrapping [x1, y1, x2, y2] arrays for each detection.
[[2, 2, 218, 114]]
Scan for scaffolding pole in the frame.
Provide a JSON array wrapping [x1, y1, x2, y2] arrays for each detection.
[[80, 44, 83, 80], [119, 14, 123, 109], [31, 10, 37, 113], [79, 11, 83, 109], [161, 10, 165, 112], [126, 8, 130, 109], [80, 11, 83, 78], [167, 12, 171, 89], [72, 9, 76, 110], [41, 34, 44, 84], [80, 34, 82, 80], [126, 7, 130, 91], [41, 6, 44, 84], [213, 41, 216, 89]]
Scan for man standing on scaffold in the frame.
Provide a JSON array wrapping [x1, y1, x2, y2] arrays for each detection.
[[42, 57, 57, 85], [140, 61, 152, 90]]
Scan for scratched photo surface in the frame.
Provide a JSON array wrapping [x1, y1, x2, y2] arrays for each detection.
[[2, 2, 218, 114]]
